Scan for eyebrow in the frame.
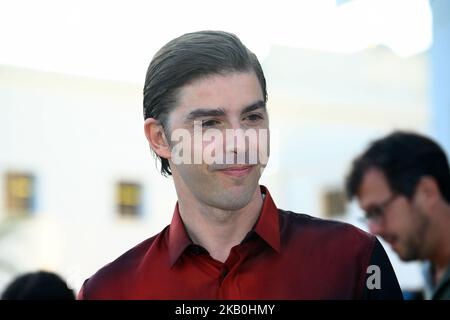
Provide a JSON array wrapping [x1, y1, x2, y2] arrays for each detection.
[[241, 100, 266, 114], [185, 108, 227, 122], [185, 100, 266, 122]]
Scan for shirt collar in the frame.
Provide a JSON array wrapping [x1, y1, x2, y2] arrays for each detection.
[[253, 185, 281, 253], [421, 261, 450, 300], [168, 202, 192, 267], [432, 264, 450, 299], [168, 185, 280, 267]]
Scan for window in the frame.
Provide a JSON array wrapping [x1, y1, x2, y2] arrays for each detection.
[[322, 188, 346, 218], [116, 181, 142, 218], [5, 172, 35, 217]]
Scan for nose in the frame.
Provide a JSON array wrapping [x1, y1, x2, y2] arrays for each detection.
[[225, 125, 248, 164], [367, 220, 384, 236]]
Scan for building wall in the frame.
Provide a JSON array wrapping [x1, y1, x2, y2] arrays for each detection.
[[430, 0, 450, 156], [0, 66, 177, 291], [261, 46, 428, 291], [0, 45, 429, 293]]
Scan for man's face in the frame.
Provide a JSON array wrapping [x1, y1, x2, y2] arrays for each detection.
[[357, 168, 430, 261], [165, 71, 269, 211]]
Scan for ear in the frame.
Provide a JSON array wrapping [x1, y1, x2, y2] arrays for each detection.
[[416, 176, 441, 207], [144, 118, 171, 159]]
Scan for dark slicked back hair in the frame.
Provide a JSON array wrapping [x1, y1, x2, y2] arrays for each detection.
[[143, 30, 267, 176], [346, 131, 450, 204]]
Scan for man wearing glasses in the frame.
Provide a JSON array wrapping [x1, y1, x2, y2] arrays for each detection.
[[346, 131, 450, 300]]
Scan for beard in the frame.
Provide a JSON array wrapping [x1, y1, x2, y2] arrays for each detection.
[[397, 206, 431, 261]]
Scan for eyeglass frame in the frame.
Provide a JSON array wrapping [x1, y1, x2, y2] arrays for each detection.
[[363, 193, 399, 225]]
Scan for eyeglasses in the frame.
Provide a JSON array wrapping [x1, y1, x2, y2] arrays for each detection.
[[363, 194, 399, 225]]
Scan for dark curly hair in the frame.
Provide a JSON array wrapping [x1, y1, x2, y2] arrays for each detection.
[[346, 131, 450, 204]]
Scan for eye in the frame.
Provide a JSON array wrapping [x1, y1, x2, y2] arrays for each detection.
[[201, 119, 221, 128], [366, 206, 382, 220], [244, 113, 264, 122]]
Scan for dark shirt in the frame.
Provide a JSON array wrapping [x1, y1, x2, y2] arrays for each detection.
[[423, 262, 450, 300], [78, 186, 402, 299]]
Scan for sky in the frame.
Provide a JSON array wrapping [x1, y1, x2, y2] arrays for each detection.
[[0, 0, 432, 83]]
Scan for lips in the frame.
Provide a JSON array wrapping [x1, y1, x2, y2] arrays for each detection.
[[216, 165, 254, 177]]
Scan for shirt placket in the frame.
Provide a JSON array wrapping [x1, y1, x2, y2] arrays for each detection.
[[217, 245, 249, 299]]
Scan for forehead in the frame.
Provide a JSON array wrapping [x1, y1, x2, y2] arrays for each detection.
[[357, 168, 392, 209], [174, 72, 264, 116]]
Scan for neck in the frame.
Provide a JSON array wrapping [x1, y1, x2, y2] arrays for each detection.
[[429, 203, 450, 283], [177, 187, 263, 263]]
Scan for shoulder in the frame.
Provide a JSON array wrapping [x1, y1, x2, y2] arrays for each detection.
[[278, 209, 376, 254], [79, 227, 167, 299]]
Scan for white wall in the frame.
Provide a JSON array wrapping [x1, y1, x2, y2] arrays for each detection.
[[430, 0, 450, 156], [0, 45, 429, 293], [0, 66, 177, 291]]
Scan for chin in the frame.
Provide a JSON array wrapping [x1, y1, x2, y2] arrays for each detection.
[[397, 247, 420, 262], [398, 254, 417, 262], [212, 188, 256, 211]]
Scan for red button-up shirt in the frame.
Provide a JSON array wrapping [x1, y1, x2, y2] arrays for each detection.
[[78, 186, 402, 299]]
